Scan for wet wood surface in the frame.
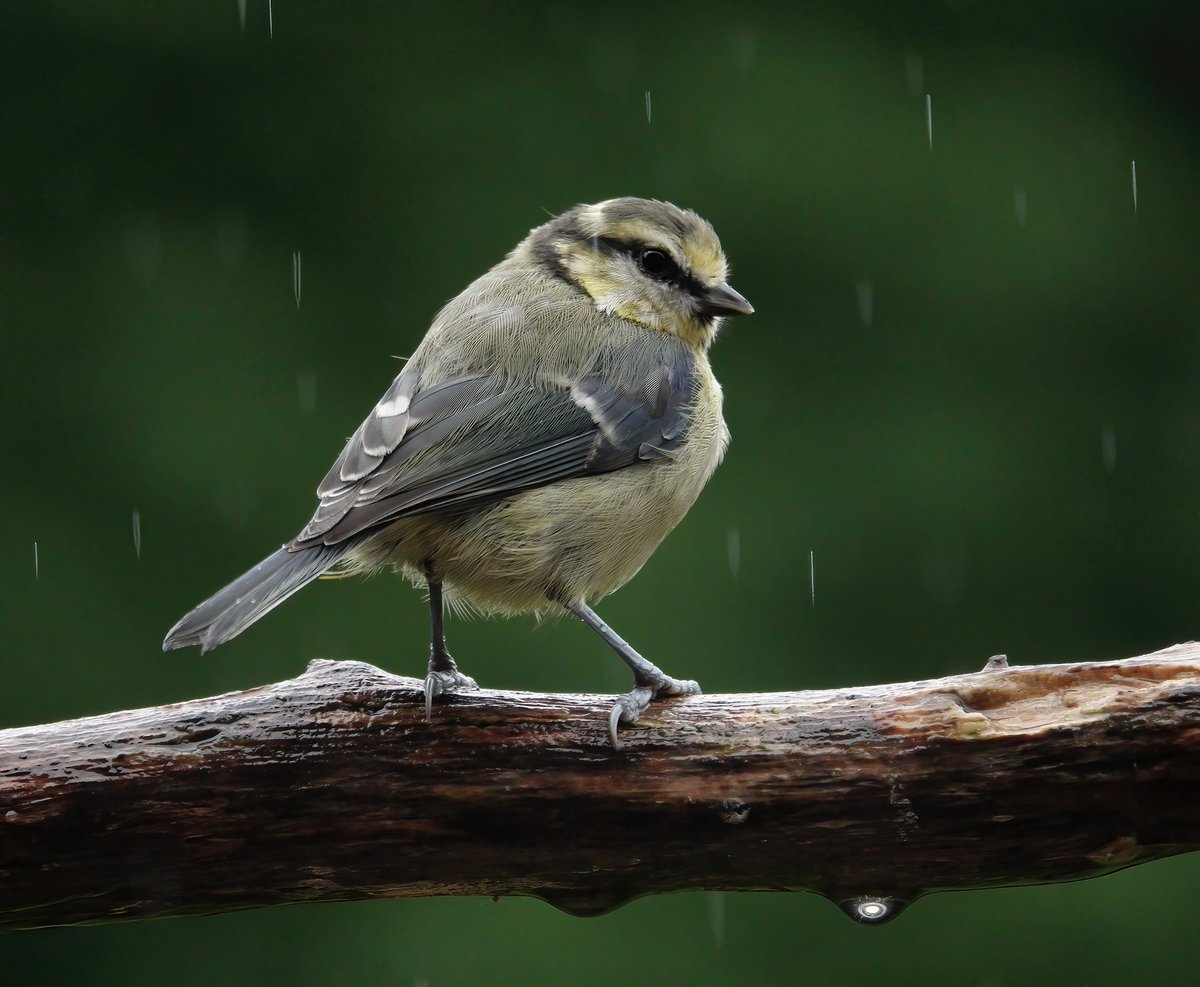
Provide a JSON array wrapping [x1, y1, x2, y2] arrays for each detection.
[[2, 644, 1200, 929]]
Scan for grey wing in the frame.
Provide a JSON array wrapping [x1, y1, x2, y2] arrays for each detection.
[[293, 351, 698, 549]]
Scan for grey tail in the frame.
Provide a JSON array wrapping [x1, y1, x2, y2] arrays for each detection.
[[162, 542, 349, 654]]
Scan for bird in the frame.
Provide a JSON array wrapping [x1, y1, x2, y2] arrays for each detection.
[[163, 197, 753, 745]]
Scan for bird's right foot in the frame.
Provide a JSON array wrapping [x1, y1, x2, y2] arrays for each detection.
[[423, 651, 478, 720]]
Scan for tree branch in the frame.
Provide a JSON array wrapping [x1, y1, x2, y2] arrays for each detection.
[[2, 643, 1199, 930]]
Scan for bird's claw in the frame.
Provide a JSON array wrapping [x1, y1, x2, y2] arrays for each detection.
[[607, 675, 701, 748], [423, 667, 478, 720]]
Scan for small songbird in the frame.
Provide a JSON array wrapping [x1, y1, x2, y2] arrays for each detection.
[[163, 197, 753, 745]]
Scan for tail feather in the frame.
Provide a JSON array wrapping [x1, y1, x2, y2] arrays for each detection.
[[163, 542, 349, 654]]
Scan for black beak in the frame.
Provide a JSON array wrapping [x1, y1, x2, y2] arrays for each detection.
[[701, 282, 754, 318]]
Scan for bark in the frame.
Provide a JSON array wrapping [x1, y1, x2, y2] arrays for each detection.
[[2, 643, 1199, 930]]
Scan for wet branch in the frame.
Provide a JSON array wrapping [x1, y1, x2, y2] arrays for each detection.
[[2, 643, 1200, 930]]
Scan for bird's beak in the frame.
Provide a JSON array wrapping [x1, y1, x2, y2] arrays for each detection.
[[701, 282, 754, 317]]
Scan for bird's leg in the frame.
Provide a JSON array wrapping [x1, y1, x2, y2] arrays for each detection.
[[566, 600, 701, 747], [423, 574, 477, 719]]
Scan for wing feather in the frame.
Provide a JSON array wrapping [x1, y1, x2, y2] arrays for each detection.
[[294, 343, 698, 550]]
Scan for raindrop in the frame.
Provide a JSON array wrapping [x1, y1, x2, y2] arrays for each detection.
[[237, 0, 246, 30], [538, 888, 632, 917], [33, 541, 39, 581], [707, 892, 726, 948], [297, 368, 318, 417], [855, 280, 873, 327], [4, 810, 16, 823], [1101, 427, 1117, 474], [925, 94, 933, 151], [268, 0, 273, 39], [1130, 160, 1137, 216], [132, 510, 142, 560], [837, 895, 908, 925], [644, 90, 652, 124], [725, 527, 740, 580], [903, 52, 924, 97], [809, 549, 815, 607], [293, 250, 302, 308], [1013, 185, 1027, 227]]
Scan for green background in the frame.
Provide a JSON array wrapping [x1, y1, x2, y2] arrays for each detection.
[[3, 2, 1199, 983]]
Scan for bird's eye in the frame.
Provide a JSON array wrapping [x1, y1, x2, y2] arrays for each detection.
[[638, 248, 677, 281]]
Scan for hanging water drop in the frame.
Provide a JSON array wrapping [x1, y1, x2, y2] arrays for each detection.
[[836, 895, 908, 925]]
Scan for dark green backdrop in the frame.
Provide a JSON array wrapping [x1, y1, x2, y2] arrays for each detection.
[[3, 2, 1199, 983]]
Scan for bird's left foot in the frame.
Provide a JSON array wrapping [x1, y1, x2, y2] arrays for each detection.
[[424, 652, 478, 720], [608, 673, 701, 748]]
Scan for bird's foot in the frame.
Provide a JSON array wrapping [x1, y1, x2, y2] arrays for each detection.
[[424, 653, 478, 720], [608, 673, 701, 748]]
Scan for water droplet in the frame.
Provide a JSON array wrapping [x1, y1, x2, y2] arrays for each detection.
[[131, 509, 142, 560], [855, 280, 873, 327], [644, 90, 652, 124], [725, 527, 740, 579], [237, 0, 246, 31], [809, 549, 815, 607], [1130, 160, 1137, 216], [837, 895, 908, 925], [4, 810, 17, 823], [33, 541, 39, 581], [292, 250, 302, 308], [707, 891, 726, 947], [1013, 185, 1027, 227], [1101, 426, 1117, 474], [538, 888, 632, 917], [268, 0, 273, 39], [925, 94, 933, 151]]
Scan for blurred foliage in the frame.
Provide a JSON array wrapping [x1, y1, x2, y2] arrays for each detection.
[[2, 1, 1200, 983]]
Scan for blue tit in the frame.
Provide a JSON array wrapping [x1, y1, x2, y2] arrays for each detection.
[[164, 197, 753, 745]]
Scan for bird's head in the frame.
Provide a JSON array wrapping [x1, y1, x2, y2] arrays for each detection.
[[525, 197, 753, 348]]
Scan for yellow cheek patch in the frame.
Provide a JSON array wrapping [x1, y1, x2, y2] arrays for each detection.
[[569, 264, 659, 328], [613, 299, 659, 328]]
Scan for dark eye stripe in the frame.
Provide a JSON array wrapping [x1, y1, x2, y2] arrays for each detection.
[[591, 236, 706, 298], [638, 248, 678, 281]]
